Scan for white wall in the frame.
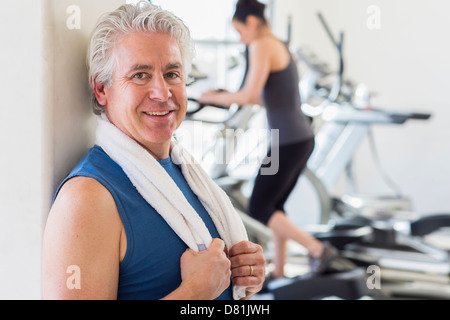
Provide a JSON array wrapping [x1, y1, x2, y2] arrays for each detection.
[[0, 0, 44, 300], [49, 0, 124, 193], [273, 0, 450, 214], [0, 0, 123, 300]]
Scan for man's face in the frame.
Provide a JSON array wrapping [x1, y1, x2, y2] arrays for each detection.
[[97, 32, 187, 159]]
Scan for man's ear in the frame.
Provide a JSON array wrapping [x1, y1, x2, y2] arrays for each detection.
[[93, 80, 107, 106]]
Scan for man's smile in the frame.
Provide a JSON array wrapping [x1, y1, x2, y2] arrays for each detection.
[[143, 110, 172, 116]]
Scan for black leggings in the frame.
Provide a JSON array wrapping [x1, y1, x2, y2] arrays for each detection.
[[248, 137, 315, 226]]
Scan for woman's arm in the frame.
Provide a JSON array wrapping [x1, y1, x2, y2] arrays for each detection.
[[198, 39, 272, 107]]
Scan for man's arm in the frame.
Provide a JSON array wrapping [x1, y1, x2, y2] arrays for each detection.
[[42, 177, 124, 300], [43, 177, 234, 300]]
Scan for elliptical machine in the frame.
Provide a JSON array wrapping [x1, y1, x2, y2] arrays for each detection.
[[293, 13, 450, 300]]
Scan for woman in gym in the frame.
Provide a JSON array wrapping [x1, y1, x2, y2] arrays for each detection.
[[198, 0, 337, 282]]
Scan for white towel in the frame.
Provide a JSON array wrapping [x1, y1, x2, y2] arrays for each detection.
[[95, 114, 248, 300]]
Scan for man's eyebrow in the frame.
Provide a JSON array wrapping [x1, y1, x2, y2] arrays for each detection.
[[127, 63, 183, 73], [128, 64, 154, 73], [166, 62, 183, 70]]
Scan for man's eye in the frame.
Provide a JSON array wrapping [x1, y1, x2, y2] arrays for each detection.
[[134, 72, 148, 80], [165, 72, 179, 79], [165, 72, 183, 84]]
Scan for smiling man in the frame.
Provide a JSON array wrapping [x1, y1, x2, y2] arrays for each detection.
[[97, 32, 186, 160], [42, 2, 265, 300]]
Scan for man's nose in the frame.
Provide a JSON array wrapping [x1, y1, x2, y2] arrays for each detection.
[[148, 74, 171, 101]]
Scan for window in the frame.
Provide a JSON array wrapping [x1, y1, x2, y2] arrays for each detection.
[[127, 0, 243, 91], [127, 0, 237, 41]]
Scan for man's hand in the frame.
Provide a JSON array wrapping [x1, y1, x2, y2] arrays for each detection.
[[178, 238, 231, 300], [229, 241, 265, 299]]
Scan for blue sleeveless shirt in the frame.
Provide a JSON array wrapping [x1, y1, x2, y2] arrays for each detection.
[[54, 145, 233, 300]]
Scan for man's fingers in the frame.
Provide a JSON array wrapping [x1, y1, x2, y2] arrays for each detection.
[[228, 241, 261, 257], [209, 238, 226, 251]]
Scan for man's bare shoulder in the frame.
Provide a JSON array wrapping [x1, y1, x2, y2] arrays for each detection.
[[46, 176, 121, 243], [43, 176, 123, 299], [54, 176, 115, 211]]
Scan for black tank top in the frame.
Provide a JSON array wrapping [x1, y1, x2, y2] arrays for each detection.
[[263, 42, 314, 145], [241, 42, 314, 146]]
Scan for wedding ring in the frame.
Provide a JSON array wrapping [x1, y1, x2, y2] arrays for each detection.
[[249, 265, 254, 277]]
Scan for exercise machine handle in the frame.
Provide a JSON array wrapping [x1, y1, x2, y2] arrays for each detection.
[[410, 213, 450, 236], [185, 97, 245, 125], [186, 97, 229, 115], [407, 112, 432, 120], [316, 12, 344, 104], [377, 109, 432, 122]]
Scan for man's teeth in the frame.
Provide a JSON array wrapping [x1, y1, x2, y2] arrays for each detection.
[[144, 111, 170, 116]]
